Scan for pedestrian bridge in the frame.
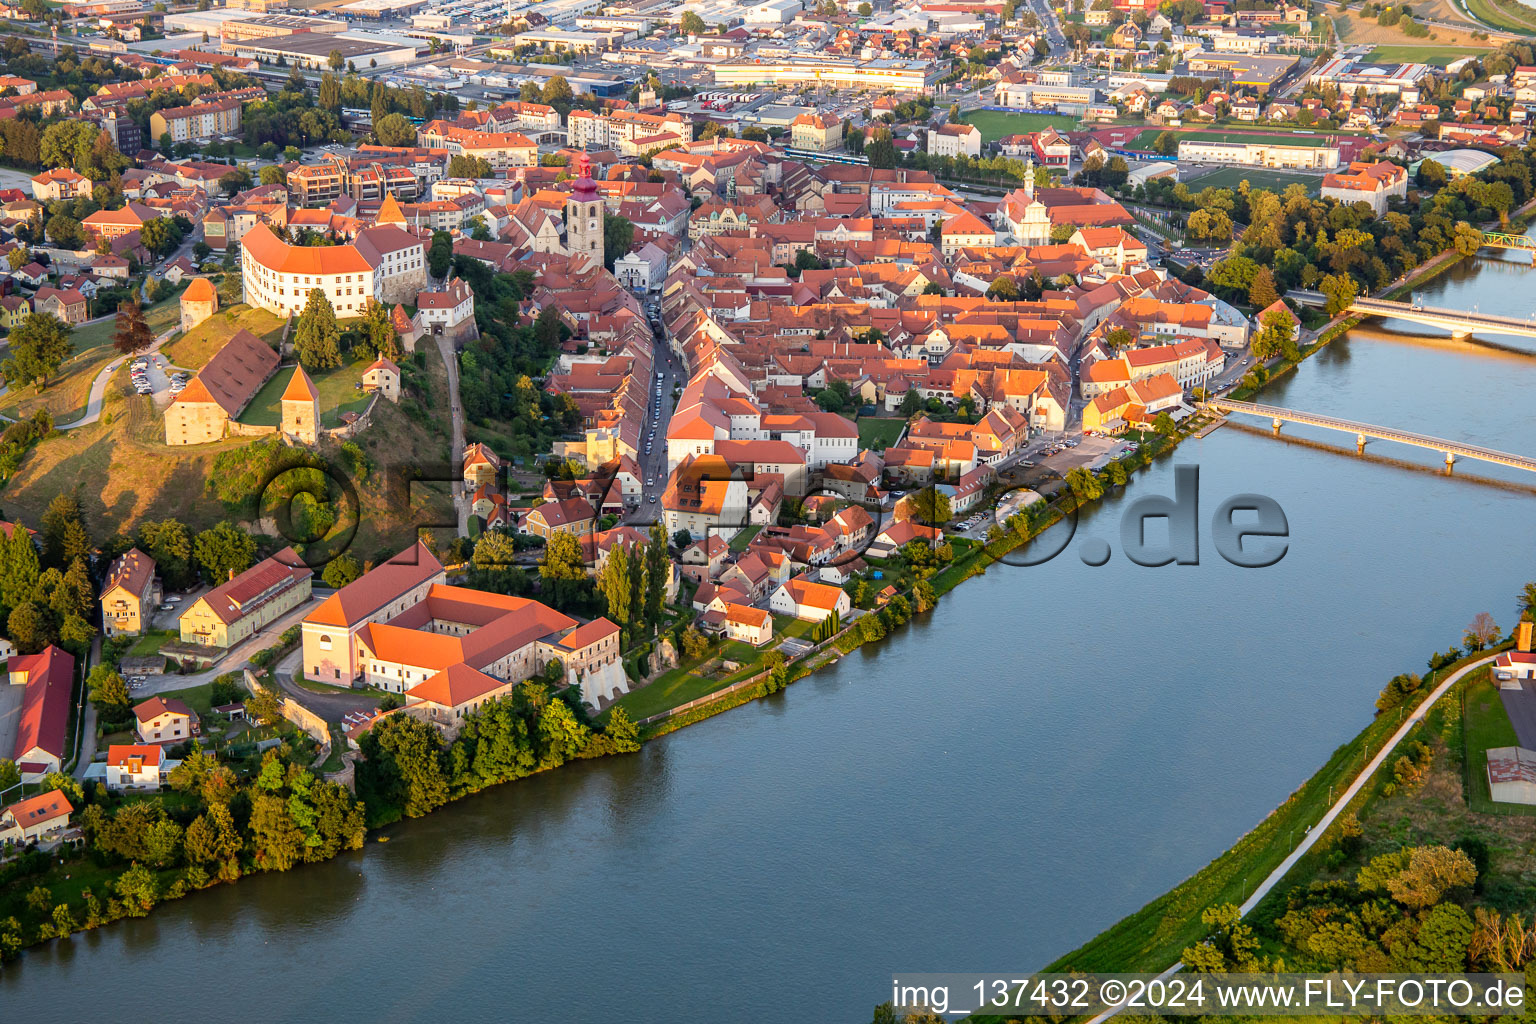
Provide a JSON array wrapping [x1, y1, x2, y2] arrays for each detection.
[[1204, 399, 1536, 472]]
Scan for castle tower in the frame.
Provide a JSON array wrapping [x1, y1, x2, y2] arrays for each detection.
[[565, 152, 604, 267], [280, 365, 320, 445], [1025, 156, 1036, 201]]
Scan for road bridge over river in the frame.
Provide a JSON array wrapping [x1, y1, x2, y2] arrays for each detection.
[[1204, 399, 1536, 471]]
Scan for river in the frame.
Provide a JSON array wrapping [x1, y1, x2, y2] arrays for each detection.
[[4, 255, 1536, 1024]]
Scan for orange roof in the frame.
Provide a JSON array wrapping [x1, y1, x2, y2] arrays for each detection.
[[556, 616, 619, 651], [107, 744, 163, 768], [306, 541, 444, 627], [779, 578, 845, 611], [182, 277, 216, 303], [133, 696, 193, 724], [281, 365, 318, 403], [724, 602, 771, 628], [240, 222, 372, 276], [1, 790, 72, 829], [406, 663, 506, 709]]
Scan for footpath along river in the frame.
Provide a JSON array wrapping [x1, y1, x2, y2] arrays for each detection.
[[4, 252, 1536, 1023]]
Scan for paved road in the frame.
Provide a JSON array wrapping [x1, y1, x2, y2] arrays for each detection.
[[632, 299, 686, 521], [272, 649, 379, 723], [435, 334, 469, 536], [131, 595, 325, 699], [1085, 652, 1500, 1023]]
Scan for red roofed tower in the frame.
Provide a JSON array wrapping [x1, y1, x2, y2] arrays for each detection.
[[565, 152, 604, 267]]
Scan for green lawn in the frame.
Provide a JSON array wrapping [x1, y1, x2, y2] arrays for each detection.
[[610, 661, 735, 721], [728, 525, 761, 552], [68, 287, 187, 355], [128, 630, 177, 657], [1184, 166, 1322, 195], [960, 110, 1080, 143], [241, 356, 373, 428], [1363, 45, 1486, 66], [857, 417, 906, 450], [163, 303, 286, 371], [1460, 668, 1536, 814]]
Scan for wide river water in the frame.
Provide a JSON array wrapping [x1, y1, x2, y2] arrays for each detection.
[[4, 254, 1536, 1023]]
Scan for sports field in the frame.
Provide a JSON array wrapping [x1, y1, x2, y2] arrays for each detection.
[[1183, 167, 1322, 194], [1128, 128, 1338, 150], [960, 110, 1080, 143], [1362, 45, 1485, 66]]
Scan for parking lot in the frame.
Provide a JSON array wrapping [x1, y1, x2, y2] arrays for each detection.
[[129, 352, 189, 408]]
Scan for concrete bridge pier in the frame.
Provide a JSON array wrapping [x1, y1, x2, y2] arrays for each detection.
[[1444, 451, 1456, 472], [1452, 329, 1473, 342], [1272, 417, 1283, 435], [1357, 433, 1367, 454]]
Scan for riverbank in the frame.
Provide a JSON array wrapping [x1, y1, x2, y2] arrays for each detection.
[[1028, 644, 1507, 982]]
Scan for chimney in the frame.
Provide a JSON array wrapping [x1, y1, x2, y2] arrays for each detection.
[[1520, 615, 1534, 654], [229, 567, 237, 582]]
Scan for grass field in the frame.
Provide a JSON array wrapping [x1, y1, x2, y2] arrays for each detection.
[[1460, 668, 1536, 815], [857, 416, 906, 450], [959, 110, 1079, 143], [1363, 44, 1487, 66], [1463, 0, 1536, 31], [163, 303, 286, 370], [1184, 166, 1322, 194], [241, 357, 372, 429], [1330, 8, 1488, 45]]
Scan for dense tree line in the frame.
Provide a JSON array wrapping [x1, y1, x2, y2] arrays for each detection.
[[450, 261, 579, 455], [357, 683, 640, 825], [0, 742, 366, 959]]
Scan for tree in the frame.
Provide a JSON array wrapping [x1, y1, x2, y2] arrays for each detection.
[[644, 521, 668, 626], [1247, 267, 1280, 310], [427, 230, 454, 279], [1519, 582, 1536, 617], [542, 76, 572, 104], [680, 626, 709, 660], [87, 664, 131, 715], [906, 486, 952, 526], [112, 301, 154, 356], [602, 213, 634, 270], [137, 519, 194, 590], [219, 168, 252, 196], [374, 111, 416, 147], [2, 313, 73, 389], [1452, 221, 1484, 256], [322, 553, 363, 588], [259, 165, 287, 187], [680, 10, 706, 34], [355, 298, 400, 363], [1319, 272, 1358, 317], [1376, 845, 1478, 909], [245, 683, 283, 727], [44, 214, 83, 250], [1251, 308, 1297, 362], [1153, 130, 1178, 156], [986, 275, 1018, 301], [194, 522, 256, 585], [597, 544, 632, 625], [1152, 411, 1178, 437], [1376, 671, 1425, 712], [1463, 612, 1500, 652], [293, 288, 343, 369], [1065, 466, 1104, 503], [327, 49, 344, 71]]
